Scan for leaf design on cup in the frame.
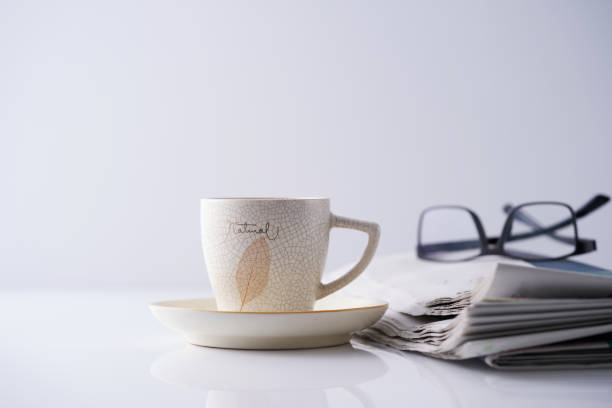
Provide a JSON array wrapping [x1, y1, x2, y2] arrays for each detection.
[[236, 237, 271, 311]]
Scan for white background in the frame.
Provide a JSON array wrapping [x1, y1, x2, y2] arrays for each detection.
[[2, 0, 611, 289]]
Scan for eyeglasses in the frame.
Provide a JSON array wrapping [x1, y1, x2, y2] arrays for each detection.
[[417, 195, 609, 262]]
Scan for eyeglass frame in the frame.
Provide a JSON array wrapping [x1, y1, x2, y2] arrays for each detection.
[[416, 196, 607, 262]]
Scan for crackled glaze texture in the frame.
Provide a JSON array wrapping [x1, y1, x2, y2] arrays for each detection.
[[201, 198, 380, 312]]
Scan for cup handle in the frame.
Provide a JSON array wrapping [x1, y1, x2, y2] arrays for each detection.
[[316, 214, 381, 299]]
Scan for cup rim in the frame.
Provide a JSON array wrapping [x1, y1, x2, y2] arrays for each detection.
[[201, 197, 329, 201]]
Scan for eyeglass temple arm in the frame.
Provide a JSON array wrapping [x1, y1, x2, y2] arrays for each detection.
[[576, 194, 610, 217], [503, 194, 609, 224], [574, 195, 608, 253]]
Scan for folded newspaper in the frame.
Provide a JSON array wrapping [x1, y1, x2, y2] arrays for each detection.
[[484, 334, 612, 369], [334, 253, 612, 369]]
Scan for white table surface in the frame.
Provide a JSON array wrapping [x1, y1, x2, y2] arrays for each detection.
[[3, 287, 611, 408]]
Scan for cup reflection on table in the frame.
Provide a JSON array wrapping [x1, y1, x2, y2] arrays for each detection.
[[150, 343, 388, 408]]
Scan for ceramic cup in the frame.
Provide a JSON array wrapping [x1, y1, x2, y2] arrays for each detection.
[[201, 198, 380, 312]]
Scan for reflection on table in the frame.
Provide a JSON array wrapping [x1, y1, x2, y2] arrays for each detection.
[[151, 344, 388, 408]]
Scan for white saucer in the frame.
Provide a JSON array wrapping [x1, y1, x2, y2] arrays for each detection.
[[149, 295, 388, 349]]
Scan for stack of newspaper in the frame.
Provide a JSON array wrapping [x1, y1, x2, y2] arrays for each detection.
[[334, 254, 612, 369]]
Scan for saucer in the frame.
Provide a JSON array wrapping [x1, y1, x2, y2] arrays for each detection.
[[149, 295, 388, 349]]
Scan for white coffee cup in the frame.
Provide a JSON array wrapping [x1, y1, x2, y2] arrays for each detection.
[[201, 198, 380, 312]]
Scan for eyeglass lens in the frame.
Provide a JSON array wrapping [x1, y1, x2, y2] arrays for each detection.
[[504, 203, 577, 261], [420, 208, 481, 261]]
